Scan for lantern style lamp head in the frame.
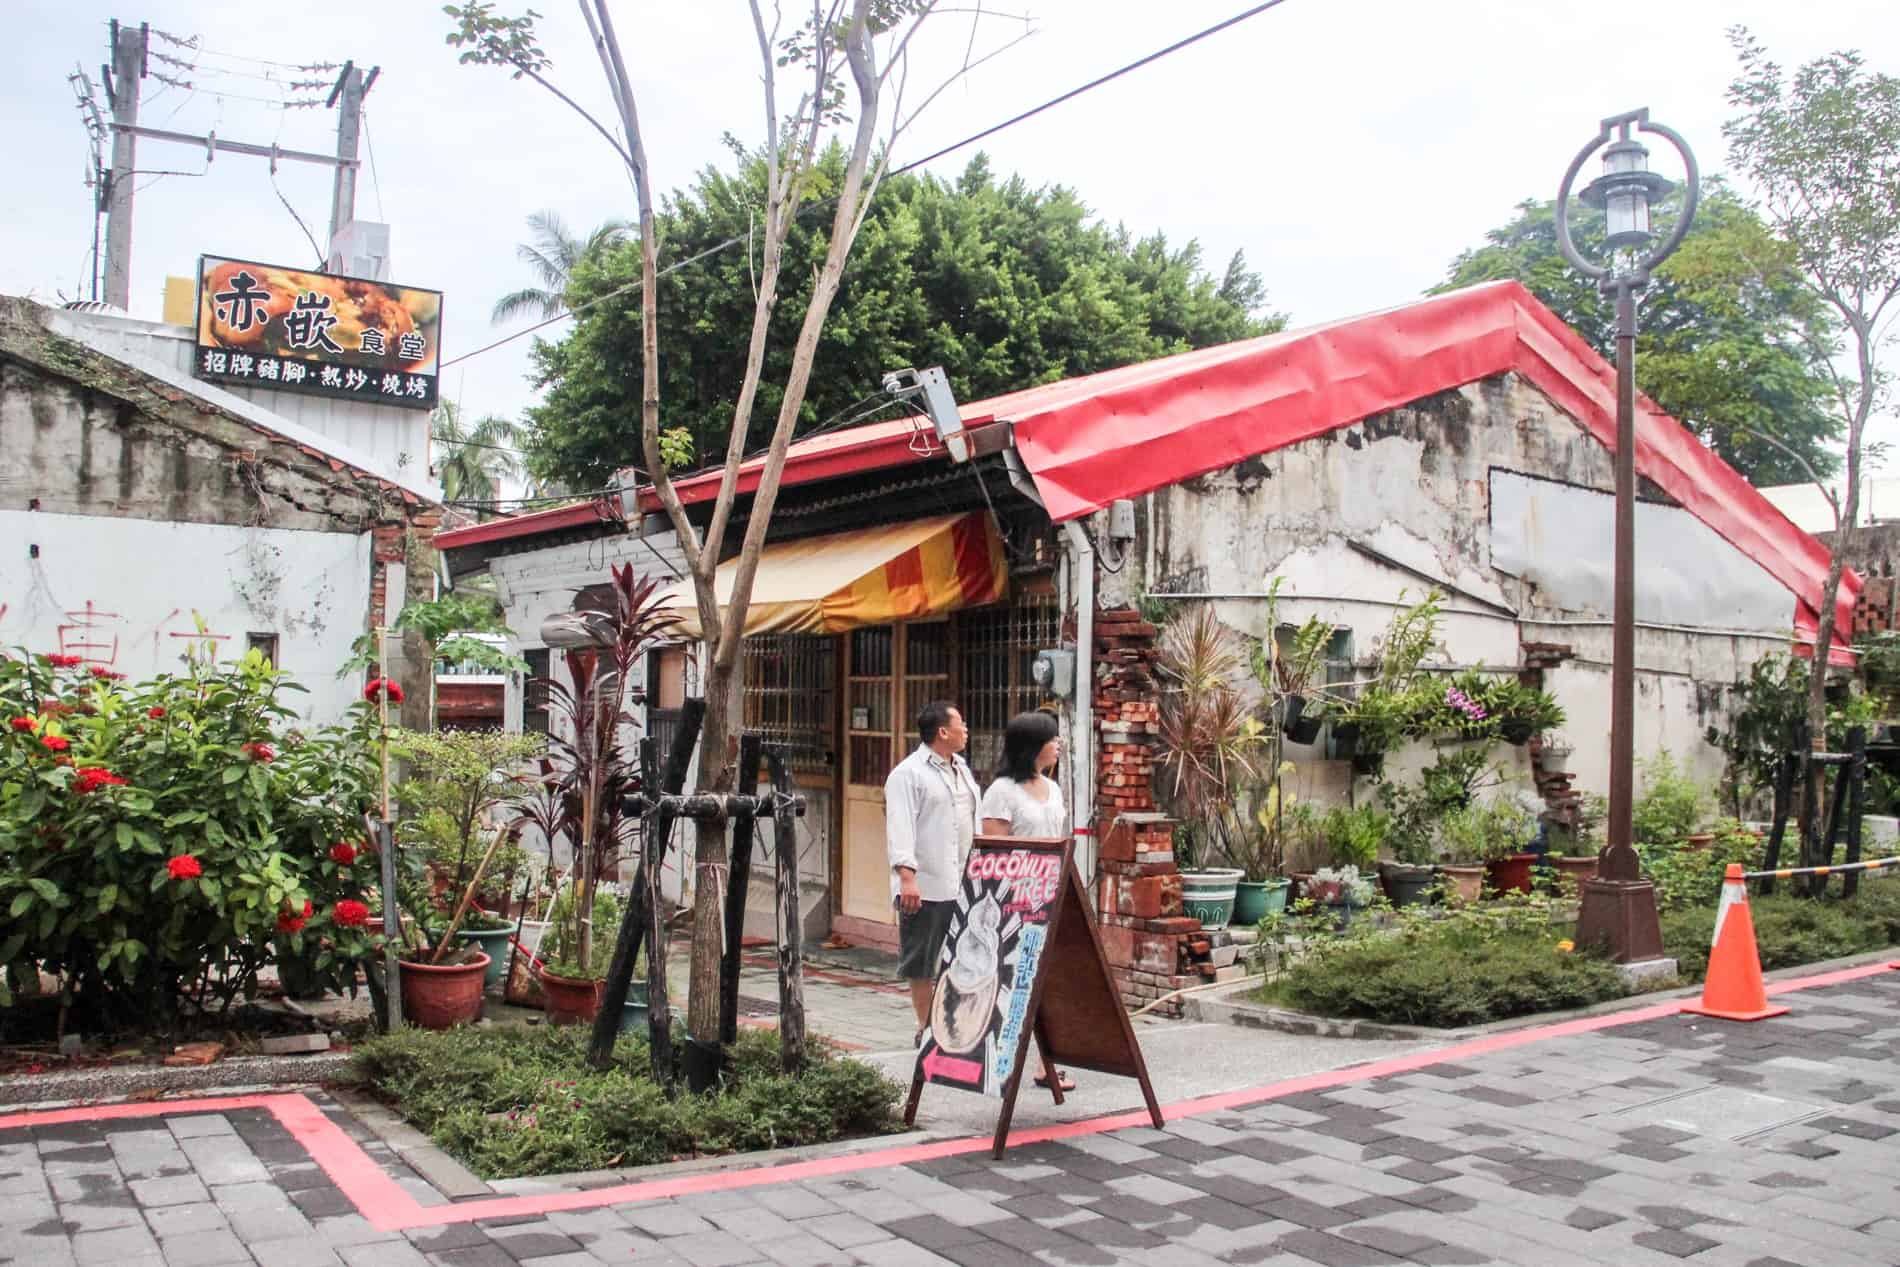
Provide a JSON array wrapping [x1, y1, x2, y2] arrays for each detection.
[[1555, 108, 1699, 292]]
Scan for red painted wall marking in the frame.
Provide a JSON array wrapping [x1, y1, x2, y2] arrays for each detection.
[[2, 960, 1892, 1232]]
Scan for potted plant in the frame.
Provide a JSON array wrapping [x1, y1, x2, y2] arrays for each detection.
[[1158, 607, 1269, 931], [392, 729, 544, 994], [536, 884, 624, 1024], [1545, 793, 1605, 891], [1224, 761, 1297, 924], [1478, 798, 1539, 894], [1537, 733, 1575, 775], [1269, 608, 1336, 746], [391, 850, 510, 1030], [1339, 688, 1412, 777], [1490, 682, 1565, 746], [1373, 808, 1436, 909], [1632, 749, 1707, 848], [1304, 864, 1375, 928], [1434, 804, 1489, 903], [518, 565, 676, 1023]]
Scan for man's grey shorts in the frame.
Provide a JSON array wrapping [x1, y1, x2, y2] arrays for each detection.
[[896, 899, 957, 980]]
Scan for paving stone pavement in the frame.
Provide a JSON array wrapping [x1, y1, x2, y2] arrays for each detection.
[[7, 972, 1900, 1267]]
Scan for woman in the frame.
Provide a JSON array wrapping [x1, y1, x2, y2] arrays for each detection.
[[979, 709, 1074, 1091]]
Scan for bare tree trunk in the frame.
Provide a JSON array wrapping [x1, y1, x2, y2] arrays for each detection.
[[1801, 363, 1872, 869], [686, 660, 736, 1040]]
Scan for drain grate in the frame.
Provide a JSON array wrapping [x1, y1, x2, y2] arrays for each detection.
[[736, 995, 779, 1018], [1613, 1087, 1826, 1141]]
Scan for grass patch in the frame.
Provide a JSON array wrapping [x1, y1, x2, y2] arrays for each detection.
[[1660, 882, 1900, 982], [1265, 926, 1628, 1028], [346, 1025, 902, 1179]]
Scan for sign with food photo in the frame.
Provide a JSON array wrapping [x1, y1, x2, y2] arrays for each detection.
[[191, 255, 443, 409]]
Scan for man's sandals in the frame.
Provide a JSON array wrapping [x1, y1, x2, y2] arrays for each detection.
[[1035, 1069, 1077, 1092]]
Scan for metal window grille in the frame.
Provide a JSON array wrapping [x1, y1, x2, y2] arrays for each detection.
[[955, 593, 1060, 785], [744, 634, 837, 775], [522, 647, 551, 736]]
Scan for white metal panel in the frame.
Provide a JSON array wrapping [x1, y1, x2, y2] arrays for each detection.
[[1489, 469, 1790, 632]]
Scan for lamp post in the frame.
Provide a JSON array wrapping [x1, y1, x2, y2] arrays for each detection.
[[1555, 108, 1699, 965]]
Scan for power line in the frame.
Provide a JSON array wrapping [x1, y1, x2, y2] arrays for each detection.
[[362, 108, 387, 221], [441, 0, 1296, 372]]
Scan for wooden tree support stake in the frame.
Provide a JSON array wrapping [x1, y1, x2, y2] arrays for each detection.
[[767, 746, 806, 1075], [719, 735, 765, 1047]]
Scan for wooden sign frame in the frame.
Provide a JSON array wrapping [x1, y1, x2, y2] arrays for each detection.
[[903, 835, 1164, 1157]]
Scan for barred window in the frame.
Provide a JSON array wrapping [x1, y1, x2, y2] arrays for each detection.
[[744, 634, 837, 776], [956, 592, 1060, 785]]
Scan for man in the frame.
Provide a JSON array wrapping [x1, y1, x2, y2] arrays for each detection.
[[884, 700, 982, 1040]]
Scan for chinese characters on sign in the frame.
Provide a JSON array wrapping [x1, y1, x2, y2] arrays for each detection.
[[193, 255, 443, 410]]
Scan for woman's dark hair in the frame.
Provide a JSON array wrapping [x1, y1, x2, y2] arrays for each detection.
[[997, 710, 1061, 783]]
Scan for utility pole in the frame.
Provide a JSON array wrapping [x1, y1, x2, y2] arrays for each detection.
[[102, 19, 147, 310], [326, 61, 364, 268]]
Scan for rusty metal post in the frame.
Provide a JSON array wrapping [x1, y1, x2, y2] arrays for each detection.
[[1573, 281, 1664, 962]]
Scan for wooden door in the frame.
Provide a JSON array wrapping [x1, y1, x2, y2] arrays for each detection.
[[840, 621, 950, 925]]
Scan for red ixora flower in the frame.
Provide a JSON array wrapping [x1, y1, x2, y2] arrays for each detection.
[[9, 716, 35, 732], [46, 653, 83, 668], [241, 742, 276, 763], [73, 767, 128, 794], [364, 678, 404, 704], [87, 666, 126, 681], [332, 899, 370, 928], [329, 841, 357, 865], [277, 899, 314, 934], [147, 707, 166, 719], [40, 735, 70, 752], [167, 855, 203, 881]]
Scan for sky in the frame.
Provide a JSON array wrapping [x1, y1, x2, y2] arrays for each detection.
[[8, 1, 1897, 490]]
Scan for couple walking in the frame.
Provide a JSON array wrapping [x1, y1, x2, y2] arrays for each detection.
[[883, 701, 1075, 1091]]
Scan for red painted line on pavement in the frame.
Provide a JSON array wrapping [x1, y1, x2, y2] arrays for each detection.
[[3, 959, 1893, 1232]]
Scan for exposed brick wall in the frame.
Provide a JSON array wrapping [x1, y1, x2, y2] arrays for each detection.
[[1092, 608, 1203, 1017], [1523, 641, 1580, 831], [366, 509, 441, 732]]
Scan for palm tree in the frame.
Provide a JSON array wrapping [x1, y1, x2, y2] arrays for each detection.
[[490, 211, 632, 325], [432, 401, 523, 507]]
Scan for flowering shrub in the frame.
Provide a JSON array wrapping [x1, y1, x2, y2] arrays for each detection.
[[0, 648, 382, 1030]]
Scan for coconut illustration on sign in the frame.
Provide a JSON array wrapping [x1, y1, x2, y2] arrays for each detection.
[[931, 894, 1002, 1055]]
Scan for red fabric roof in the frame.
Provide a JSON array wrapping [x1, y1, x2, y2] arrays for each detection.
[[443, 281, 1855, 653], [436, 499, 619, 551]]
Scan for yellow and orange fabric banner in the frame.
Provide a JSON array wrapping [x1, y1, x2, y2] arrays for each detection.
[[660, 511, 1008, 638]]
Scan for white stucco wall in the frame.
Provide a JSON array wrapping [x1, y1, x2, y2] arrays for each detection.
[[1109, 371, 1807, 811], [0, 509, 370, 723]]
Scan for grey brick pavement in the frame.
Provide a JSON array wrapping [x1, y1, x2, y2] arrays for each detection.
[[8, 974, 1900, 1266]]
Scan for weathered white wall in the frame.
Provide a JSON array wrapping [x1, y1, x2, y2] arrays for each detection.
[[0, 509, 370, 723], [44, 307, 435, 499], [1111, 371, 1801, 809]]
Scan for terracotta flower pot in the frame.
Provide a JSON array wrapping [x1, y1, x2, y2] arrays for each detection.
[[1551, 854, 1599, 892], [1438, 864, 1485, 904], [1484, 853, 1537, 895], [538, 967, 604, 1025], [397, 953, 490, 1030], [1679, 833, 1715, 852]]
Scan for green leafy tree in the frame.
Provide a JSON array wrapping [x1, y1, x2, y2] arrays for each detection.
[[490, 211, 632, 325], [1436, 185, 1840, 485], [523, 150, 1283, 490], [432, 400, 523, 505], [1724, 28, 1900, 853]]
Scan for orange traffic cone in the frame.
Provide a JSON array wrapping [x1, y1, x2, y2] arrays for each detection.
[[1682, 864, 1788, 1022]]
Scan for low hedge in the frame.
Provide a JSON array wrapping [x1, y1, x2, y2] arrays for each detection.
[[348, 1025, 902, 1178], [1660, 881, 1900, 982], [1270, 925, 1628, 1028]]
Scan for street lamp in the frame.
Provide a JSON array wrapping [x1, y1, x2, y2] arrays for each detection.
[[1555, 108, 1699, 967]]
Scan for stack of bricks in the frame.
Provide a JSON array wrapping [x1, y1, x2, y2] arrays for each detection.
[[1090, 606, 1204, 1017], [1094, 608, 1161, 819], [1521, 642, 1581, 829]]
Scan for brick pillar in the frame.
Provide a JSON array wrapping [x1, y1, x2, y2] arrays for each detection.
[[366, 509, 440, 732], [1092, 607, 1203, 1016]]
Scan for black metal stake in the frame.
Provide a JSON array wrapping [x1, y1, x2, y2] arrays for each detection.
[[719, 735, 764, 1047]]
